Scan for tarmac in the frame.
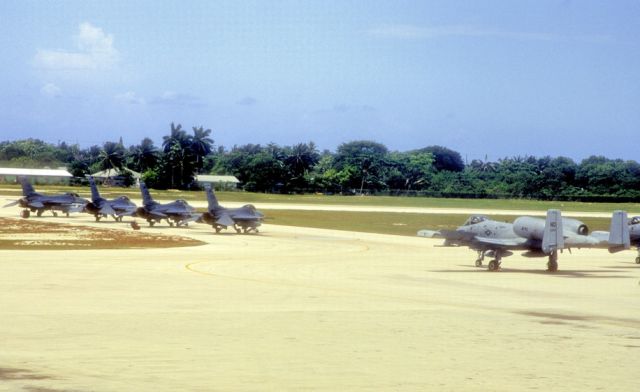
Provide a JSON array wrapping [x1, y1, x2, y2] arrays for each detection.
[[0, 201, 639, 391]]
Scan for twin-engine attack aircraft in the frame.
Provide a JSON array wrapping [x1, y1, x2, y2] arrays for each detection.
[[83, 176, 137, 221], [134, 181, 200, 227], [599, 211, 640, 264], [629, 215, 640, 264], [3, 176, 87, 218], [418, 210, 623, 272], [198, 185, 264, 233]]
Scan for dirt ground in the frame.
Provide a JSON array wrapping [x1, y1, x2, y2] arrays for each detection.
[[0, 201, 639, 391]]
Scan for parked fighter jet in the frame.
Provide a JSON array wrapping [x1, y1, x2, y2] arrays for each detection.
[[198, 185, 264, 233], [630, 215, 640, 264], [418, 210, 605, 272], [597, 211, 640, 264], [134, 181, 200, 227], [83, 176, 137, 221], [3, 176, 87, 218]]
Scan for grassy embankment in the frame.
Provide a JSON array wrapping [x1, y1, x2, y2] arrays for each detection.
[[1, 183, 634, 236]]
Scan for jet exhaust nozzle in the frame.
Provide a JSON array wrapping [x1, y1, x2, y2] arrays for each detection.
[[135, 207, 150, 219]]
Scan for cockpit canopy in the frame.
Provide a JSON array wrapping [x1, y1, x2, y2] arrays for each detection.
[[631, 216, 640, 225], [462, 215, 489, 226]]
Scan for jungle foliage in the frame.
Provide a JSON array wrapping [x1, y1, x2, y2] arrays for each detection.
[[1, 124, 638, 201]]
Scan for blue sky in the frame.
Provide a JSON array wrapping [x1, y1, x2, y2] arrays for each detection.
[[1, 0, 639, 161]]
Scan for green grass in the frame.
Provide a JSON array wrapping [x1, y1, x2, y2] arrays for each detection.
[[0, 182, 616, 236], [2, 182, 639, 213], [260, 210, 613, 237]]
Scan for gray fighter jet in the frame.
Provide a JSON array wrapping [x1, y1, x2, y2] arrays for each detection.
[[84, 176, 137, 221], [3, 176, 88, 218], [597, 211, 640, 264], [419, 210, 608, 272], [134, 181, 200, 227], [198, 185, 264, 233], [629, 215, 640, 264]]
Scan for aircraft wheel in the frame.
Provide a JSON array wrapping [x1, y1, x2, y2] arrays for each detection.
[[215, 227, 221, 234], [169, 222, 174, 227], [635, 257, 640, 264], [36, 210, 43, 217], [487, 260, 500, 271], [235, 228, 241, 234], [475, 259, 483, 267], [547, 260, 558, 272], [149, 221, 155, 227], [65, 212, 70, 217], [255, 229, 259, 233], [21, 210, 30, 219]]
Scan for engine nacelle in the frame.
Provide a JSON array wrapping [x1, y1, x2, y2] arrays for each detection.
[[85, 202, 100, 215], [199, 212, 215, 225], [562, 218, 589, 236], [513, 216, 545, 240], [135, 207, 151, 220]]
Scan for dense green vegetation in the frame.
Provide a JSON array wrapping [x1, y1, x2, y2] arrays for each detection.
[[1, 123, 639, 202]]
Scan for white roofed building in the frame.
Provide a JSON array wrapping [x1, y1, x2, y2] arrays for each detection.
[[0, 167, 73, 184], [91, 168, 141, 187], [195, 174, 240, 190]]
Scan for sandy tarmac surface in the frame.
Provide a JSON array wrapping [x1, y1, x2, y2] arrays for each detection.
[[0, 203, 639, 391]]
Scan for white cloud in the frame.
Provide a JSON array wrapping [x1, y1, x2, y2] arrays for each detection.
[[40, 83, 61, 97], [150, 91, 204, 106], [34, 22, 119, 70], [116, 91, 145, 104]]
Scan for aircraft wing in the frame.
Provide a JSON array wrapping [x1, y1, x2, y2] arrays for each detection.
[[28, 201, 45, 208], [116, 206, 137, 216], [148, 210, 168, 219], [182, 213, 202, 223], [166, 207, 190, 214], [216, 213, 236, 227], [3, 200, 19, 208], [438, 230, 477, 242], [99, 204, 116, 216], [473, 237, 528, 248], [231, 212, 262, 221]]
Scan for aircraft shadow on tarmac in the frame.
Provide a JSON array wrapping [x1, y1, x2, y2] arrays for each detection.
[[434, 266, 631, 279]]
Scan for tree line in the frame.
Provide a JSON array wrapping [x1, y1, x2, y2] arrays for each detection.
[[1, 123, 639, 201]]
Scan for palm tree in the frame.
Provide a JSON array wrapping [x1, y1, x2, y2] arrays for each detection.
[[98, 141, 125, 172], [162, 123, 193, 188], [130, 138, 158, 172], [98, 141, 126, 185], [162, 123, 190, 153], [190, 126, 214, 171]]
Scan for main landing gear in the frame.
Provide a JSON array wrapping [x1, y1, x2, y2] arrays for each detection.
[[475, 251, 485, 267], [486, 251, 502, 271], [547, 250, 559, 272], [634, 248, 639, 264]]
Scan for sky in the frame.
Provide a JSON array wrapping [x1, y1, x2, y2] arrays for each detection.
[[0, 0, 639, 162]]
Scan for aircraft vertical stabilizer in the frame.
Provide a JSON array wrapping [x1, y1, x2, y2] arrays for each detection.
[[18, 176, 36, 196], [139, 181, 155, 207], [608, 210, 630, 252], [205, 185, 220, 209], [88, 176, 101, 202], [542, 209, 564, 254]]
